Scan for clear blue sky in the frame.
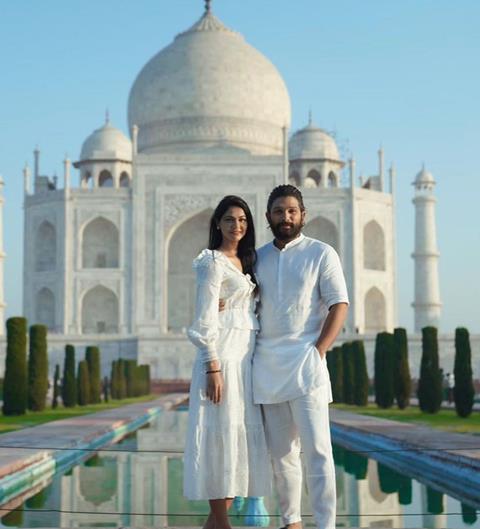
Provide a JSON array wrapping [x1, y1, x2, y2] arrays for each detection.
[[1, 0, 479, 333]]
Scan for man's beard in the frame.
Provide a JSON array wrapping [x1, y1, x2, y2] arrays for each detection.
[[270, 221, 303, 241]]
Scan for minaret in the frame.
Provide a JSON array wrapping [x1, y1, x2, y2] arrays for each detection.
[[0, 176, 6, 334], [412, 166, 441, 331], [378, 146, 384, 191]]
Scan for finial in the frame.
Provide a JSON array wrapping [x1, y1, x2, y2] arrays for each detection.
[[205, 0, 211, 13], [105, 108, 110, 124], [308, 108, 312, 126]]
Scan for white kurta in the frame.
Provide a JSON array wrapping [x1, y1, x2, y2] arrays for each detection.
[[183, 249, 271, 500], [253, 234, 349, 403]]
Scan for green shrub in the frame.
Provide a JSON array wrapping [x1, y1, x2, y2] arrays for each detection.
[[327, 347, 343, 403], [3, 317, 28, 415], [28, 324, 49, 411], [352, 340, 369, 406], [418, 326, 443, 414], [461, 502, 477, 525], [52, 364, 60, 409], [453, 327, 474, 418], [374, 332, 395, 408], [62, 344, 77, 407], [85, 346, 101, 404], [77, 360, 90, 406], [342, 342, 355, 404], [393, 328, 411, 409]]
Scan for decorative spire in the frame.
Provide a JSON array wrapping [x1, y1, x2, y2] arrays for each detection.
[[308, 108, 313, 126], [105, 108, 110, 125], [205, 0, 211, 13]]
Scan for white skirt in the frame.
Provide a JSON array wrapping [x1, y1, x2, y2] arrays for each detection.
[[183, 328, 271, 500]]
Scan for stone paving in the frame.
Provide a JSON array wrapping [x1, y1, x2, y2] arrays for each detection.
[[331, 407, 480, 464]]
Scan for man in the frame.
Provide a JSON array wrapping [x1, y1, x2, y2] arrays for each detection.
[[253, 184, 349, 529]]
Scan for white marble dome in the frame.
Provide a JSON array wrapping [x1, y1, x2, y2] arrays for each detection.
[[79, 121, 132, 162], [128, 9, 291, 155], [289, 121, 340, 161], [415, 166, 435, 185]]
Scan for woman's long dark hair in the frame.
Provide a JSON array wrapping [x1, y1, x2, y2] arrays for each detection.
[[208, 195, 259, 292]]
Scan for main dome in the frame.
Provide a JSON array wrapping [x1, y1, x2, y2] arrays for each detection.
[[128, 9, 291, 155]]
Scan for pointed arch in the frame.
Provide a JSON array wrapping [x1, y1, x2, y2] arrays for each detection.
[[303, 216, 339, 253], [81, 285, 118, 334], [35, 287, 55, 330], [364, 220, 386, 270], [167, 209, 212, 331], [306, 169, 321, 186], [35, 221, 56, 272], [328, 171, 338, 188], [119, 172, 130, 188], [98, 170, 113, 188], [82, 217, 119, 268], [364, 287, 386, 333]]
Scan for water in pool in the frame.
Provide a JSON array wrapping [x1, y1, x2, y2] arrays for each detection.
[[1, 410, 478, 528]]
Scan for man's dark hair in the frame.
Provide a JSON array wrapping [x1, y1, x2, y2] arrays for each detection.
[[267, 184, 305, 212]]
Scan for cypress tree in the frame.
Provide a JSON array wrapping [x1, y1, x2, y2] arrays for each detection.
[[418, 326, 443, 413], [393, 328, 411, 409], [110, 360, 117, 399], [62, 344, 77, 407], [85, 346, 101, 404], [461, 502, 477, 525], [377, 462, 401, 494], [453, 327, 474, 417], [374, 332, 395, 408], [352, 340, 369, 406], [344, 451, 368, 480], [342, 342, 355, 404], [102, 376, 110, 402], [426, 487, 444, 514], [327, 347, 344, 402], [3, 317, 28, 415], [125, 360, 137, 397], [143, 364, 151, 395], [52, 364, 60, 409], [77, 360, 90, 406], [398, 476, 413, 505], [28, 324, 49, 411], [117, 359, 127, 399]]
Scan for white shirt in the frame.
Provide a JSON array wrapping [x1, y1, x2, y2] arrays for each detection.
[[252, 234, 349, 404]]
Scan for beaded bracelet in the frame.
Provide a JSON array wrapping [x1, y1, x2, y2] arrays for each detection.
[[206, 369, 222, 374]]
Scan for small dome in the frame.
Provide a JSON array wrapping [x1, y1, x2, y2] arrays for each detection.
[[128, 10, 291, 155], [415, 166, 435, 185], [289, 120, 340, 161], [79, 121, 132, 162]]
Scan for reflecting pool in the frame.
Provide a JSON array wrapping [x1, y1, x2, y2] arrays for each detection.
[[1, 410, 478, 528]]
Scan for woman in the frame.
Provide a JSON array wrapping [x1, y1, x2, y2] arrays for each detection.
[[183, 196, 270, 529]]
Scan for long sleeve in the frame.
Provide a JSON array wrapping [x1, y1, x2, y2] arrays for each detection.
[[187, 252, 223, 364]]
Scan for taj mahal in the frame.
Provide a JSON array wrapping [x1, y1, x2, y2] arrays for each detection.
[[2, 3, 475, 379]]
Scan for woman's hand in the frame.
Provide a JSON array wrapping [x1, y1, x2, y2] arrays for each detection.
[[206, 371, 224, 404]]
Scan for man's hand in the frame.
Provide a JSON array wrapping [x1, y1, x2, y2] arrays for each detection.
[[315, 302, 348, 358], [218, 298, 226, 312]]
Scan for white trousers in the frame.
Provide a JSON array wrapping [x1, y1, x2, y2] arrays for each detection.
[[262, 386, 336, 529]]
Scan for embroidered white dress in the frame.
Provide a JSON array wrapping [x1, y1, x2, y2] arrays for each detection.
[[183, 249, 271, 500]]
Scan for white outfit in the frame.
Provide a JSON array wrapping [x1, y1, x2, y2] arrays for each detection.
[[183, 249, 271, 501], [253, 234, 349, 529]]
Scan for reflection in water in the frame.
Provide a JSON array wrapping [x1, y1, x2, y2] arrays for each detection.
[[1, 410, 479, 528]]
